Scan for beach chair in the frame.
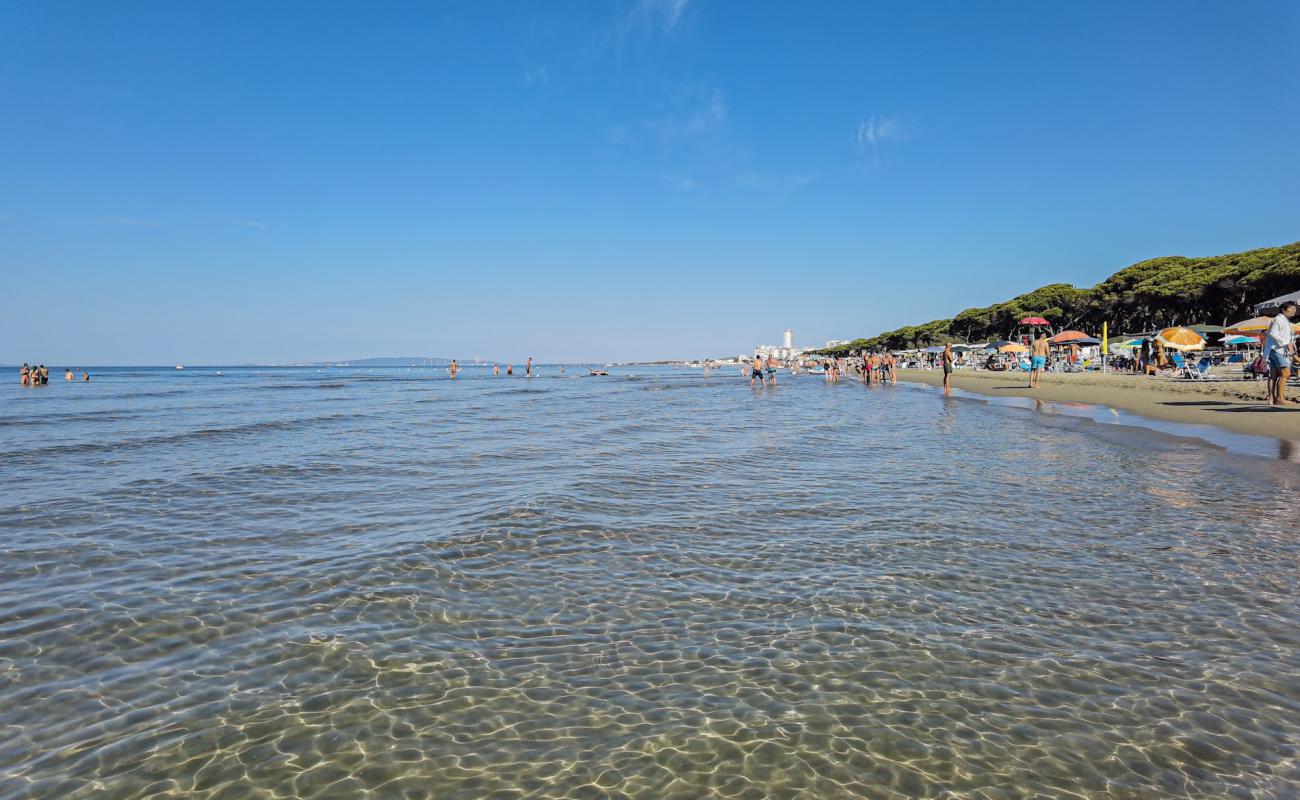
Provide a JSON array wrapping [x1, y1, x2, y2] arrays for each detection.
[[1192, 357, 1214, 380], [1170, 354, 1198, 379]]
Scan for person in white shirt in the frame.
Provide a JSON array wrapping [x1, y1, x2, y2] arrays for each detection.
[[1264, 301, 1297, 406]]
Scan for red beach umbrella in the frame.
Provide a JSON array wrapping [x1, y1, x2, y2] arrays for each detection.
[[1019, 316, 1049, 326]]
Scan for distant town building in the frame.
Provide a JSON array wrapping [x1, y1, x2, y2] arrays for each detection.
[[825, 339, 849, 348], [753, 328, 812, 361]]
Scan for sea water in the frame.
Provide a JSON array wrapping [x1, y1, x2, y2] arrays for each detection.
[[2, 366, 1297, 798]]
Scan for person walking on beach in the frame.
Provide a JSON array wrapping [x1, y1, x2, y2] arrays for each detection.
[[1265, 301, 1297, 406], [1028, 334, 1049, 388], [942, 343, 955, 394], [449, 359, 459, 379]]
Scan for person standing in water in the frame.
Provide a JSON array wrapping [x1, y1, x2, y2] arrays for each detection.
[[506, 364, 514, 376], [526, 357, 533, 378], [493, 364, 500, 376], [750, 354, 764, 387], [765, 354, 778, 386], [64, 368, 74, 381], [1028, 334, 1049, 389], [942, 343, 955, 394], [449, 360, 459, 379]]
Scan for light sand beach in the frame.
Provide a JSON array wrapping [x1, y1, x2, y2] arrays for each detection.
[[896, 367, 1300, 440]]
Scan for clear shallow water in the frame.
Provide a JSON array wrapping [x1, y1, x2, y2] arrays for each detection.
[[2, 366, 1298, 799]]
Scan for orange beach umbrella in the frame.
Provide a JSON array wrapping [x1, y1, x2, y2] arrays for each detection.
[[1049, 330, 1092, 344], [1155, 326, 1205, 351], [998, 343, 1029, 354]]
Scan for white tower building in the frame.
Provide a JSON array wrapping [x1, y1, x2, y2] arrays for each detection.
[[783, 329, 794, 349]]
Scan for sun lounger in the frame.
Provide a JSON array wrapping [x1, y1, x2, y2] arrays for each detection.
[[1170, 354, 1198, 379]]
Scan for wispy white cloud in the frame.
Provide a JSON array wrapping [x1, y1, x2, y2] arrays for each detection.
[[524, 64, 549, 86], [88, 216, 163, 228], [736, 171, 822, 191], [235, 219, 266, 229], [647, 87, 727, 141], [855, 115, 911, 150], [622, 0, 691, 37]]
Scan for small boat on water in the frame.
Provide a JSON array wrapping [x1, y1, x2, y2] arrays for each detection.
[[175, 365, 184, 370]]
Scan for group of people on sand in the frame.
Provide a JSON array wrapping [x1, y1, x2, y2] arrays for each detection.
[[19, 364, 90, 385], [449, 357, 534, 379]]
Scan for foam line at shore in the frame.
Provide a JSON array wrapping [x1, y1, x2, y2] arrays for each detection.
[[893, 371, 1300, 461]]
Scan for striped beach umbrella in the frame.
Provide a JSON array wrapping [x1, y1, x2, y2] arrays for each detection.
[[1224, 316, 1300, 337]]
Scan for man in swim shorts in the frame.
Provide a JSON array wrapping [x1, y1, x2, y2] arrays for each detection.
[[1029, 334, 1050, 389]]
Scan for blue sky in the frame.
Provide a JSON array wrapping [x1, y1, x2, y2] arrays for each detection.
[[3, 0, 1297, 364]]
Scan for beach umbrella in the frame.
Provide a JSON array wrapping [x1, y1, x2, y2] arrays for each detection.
[[1221, 334, 1260, 346], [1019, 317, 1049, 326], [1049, 330, 1092, 344], [1224, 316, 1300, 337], [1155, 326, 1206, 351], [998, 343, 1029, 354], [1224, 316, 1271, 334], [1053, 335, 1101, 346]]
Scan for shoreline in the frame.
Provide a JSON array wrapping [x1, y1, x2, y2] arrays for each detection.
[[893, 368, 1300, 442]]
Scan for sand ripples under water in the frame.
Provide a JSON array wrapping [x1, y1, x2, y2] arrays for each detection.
[[2, 366, 1299, 799]]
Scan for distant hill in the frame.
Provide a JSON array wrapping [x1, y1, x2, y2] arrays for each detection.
[[820, 241, 1300, 352]]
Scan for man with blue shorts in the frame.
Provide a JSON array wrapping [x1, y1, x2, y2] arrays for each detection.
[[1265, 301, 1297, 406], [1028, 333, 1050, 389]]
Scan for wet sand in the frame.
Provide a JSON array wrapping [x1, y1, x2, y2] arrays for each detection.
[[895, 367, 1300, 440]]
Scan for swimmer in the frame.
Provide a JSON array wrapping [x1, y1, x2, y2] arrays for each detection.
[[449, 359, 459, 379]]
